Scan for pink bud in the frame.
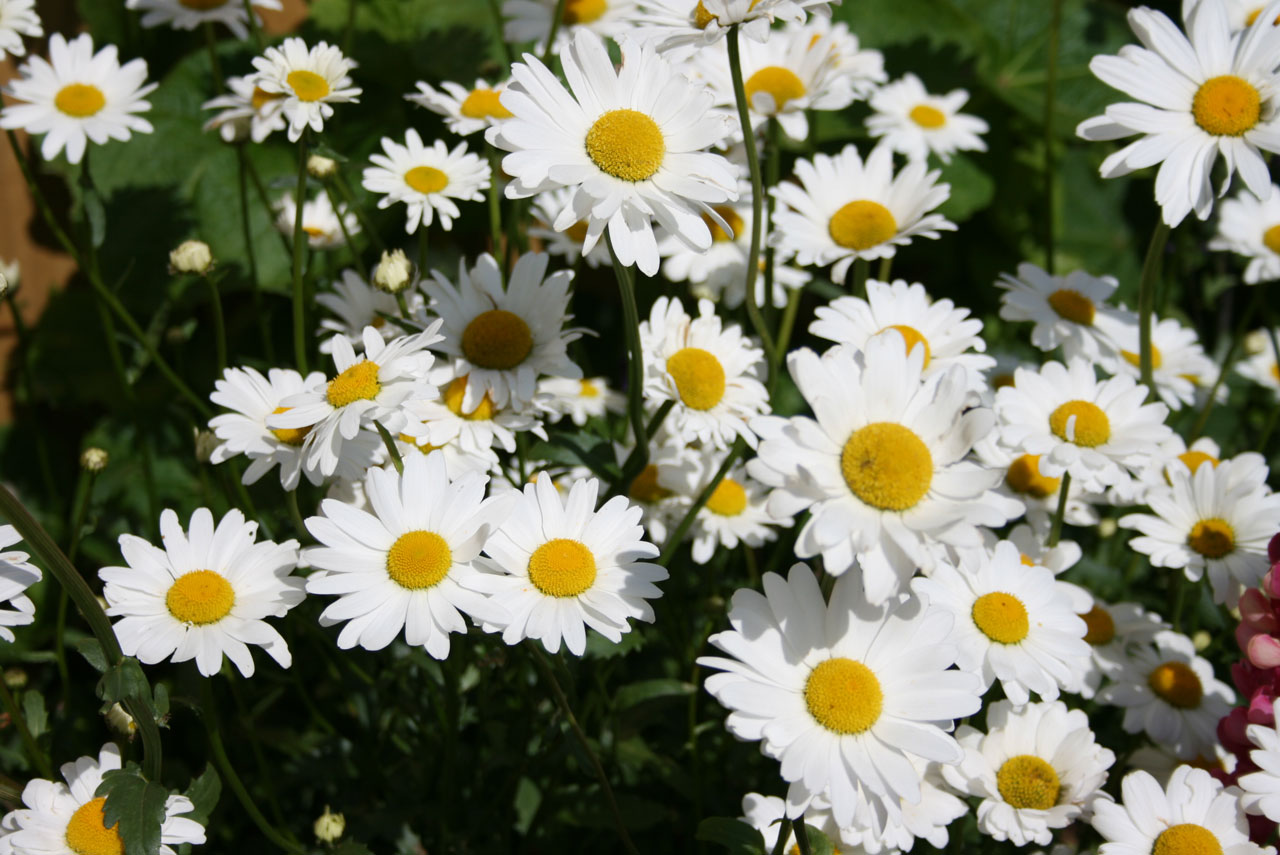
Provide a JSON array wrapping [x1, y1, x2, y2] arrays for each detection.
[[1249, 634, 1280, 669]]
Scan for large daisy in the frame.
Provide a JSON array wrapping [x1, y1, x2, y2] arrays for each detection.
[[0, 0, 41, 58], [250, 37, 361, 142], [0, 525, 39, 643], [867, 73, 989, 163], [1211, 182, 1280, 283], [362, 131, 490, 233]]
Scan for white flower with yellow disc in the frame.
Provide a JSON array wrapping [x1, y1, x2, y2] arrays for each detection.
[[1210, 182, 1280, 283], [125, 0, 281, 40], [1136, 434, 1270, 499], [391, 417, 502, 479], [362, 131, 490, 233], [0, 525, 39, 644], [202, 73, 288, 143], [996, 263, 1133, 368], [538, 376, 625, 426], [1238, 716, 1280, 822], [795, 16, 886, 101], [1237, 328, 1280, 399], [1074, 598, 1170, 699], [0, 0, 41, 59], [1107, 315, 1217, 411], [530, 187, 612, 268], [503, 0, 640, 52], [405, 371, 546, 457], [662, 453, 788, 565], [406, 78, 513, 136], [249, 37, 360, 142], [866, 73, 988, 163], [973, 438, 1103, 536], [631, 0, 831, 52], [316, 269, 424, 355], [273, 192, 360, 250]]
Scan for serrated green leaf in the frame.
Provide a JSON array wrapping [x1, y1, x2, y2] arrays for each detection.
[[97, 769, 169, 855], [181, 764, 221, 826], [695, 817, 765, 855], [21, 689, 47, 739]]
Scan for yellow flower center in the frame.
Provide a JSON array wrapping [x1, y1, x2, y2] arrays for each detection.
[[443, 376, 496, 421], [703, 206, 744, 243], [303, 225, 327, 238], [563, 220, 590, 243], [579, 380, 600, 398], [1273, 362, 1280, 383], [1153, 824, 1222, 855], [461, 309, 534, 371], [628, 464, 671, 504], [55, 83, 106, 118], [1192, 75, 1261, 137], [459, 88, 513, 120], [65, 797, 124, 855], [694, 0, 760, 27], [1248, 7, 1264, 25], [666, 347, 727, 411], [527, 538, 597, 598], [585, 109, 666, 182], [840, 422, 932, 511], [326, 360, 382, 408], [1148, 661, 1203, 708], [251, 86, 284, 111], [386, 530, 452, 590], [397, 433, 441, 454], [562, 0, 607, 23], [1047, 288, 1096, 325], [287, 69, 332, 102], [1049, 400, 1111, 447], [993, 372, 1016, 389], [1121, 346, 1163, 370], [1005, 454, 1061, 499], [1179, 450, 1219, 473], [1188, 518, 1235, 559], [1020, 553, 1038, 567], [996, 755, 1061, 810], [165, 570, 235, 626], [829, 200, 897, 251], [744, 66, 807, 112], [1080, 604, 1116, 645], [1262, 224, 1280, 255], [909, 104, 947, 128], [269, 406, 312, 446], [804, 657, 883, 734], [877, 324, 930, 368], [706, 478, 748, 516], [972, 592, 1030, 644], [404, 166, 449, 195]]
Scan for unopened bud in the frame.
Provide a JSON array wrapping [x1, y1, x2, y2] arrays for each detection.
[[0, 273, 11, 300], [373, 249, 413, 294], [313, 806, 345, 843], [80, 447, 109, 472], [3, 667, 27, 689], [0, 258, 19, 293], [1192, 630, 1211, 651], [170, 240, 214, 275], [194, 428, 219, 464], [307, 154, 338, 179], [105, 702, 137, 737], [1097, 518, 1118, 538]]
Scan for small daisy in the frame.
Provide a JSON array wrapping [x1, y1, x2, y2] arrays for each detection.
[[620, 441, 691, 546], [316, 269, 423, 354], [974, 439, 1103, 535], [867, 73, 988, 163], [125, 0, 281, 40], [0, 0, 41, 58], [631, 0, 832, 52], [943, 700, 1115, 847], [1127, 743, 1236, 785], [0, 743, 205, 855], [1211, 182, 1280, 284], [699, 562, 984, 827], [406, 372, 546, 457], [406, 78, 513, 136], [273, 192, 359, 250], [487, 30, 738, 277], [0, 525, 39, 643], [469, 474, 667, 656], [538, 376, 625, 426], [1075, 597, 1169, 699], [1137, 434, 1270, 499], [661, 454, 787, 564], [996, 263, 1133, 368], [529, 187, 612, 268], [250, 37, 361, 142], [1108, 315, 1218, 410], [99, 508, 304, 677], [1237, 328, 1280, 399], [796, 16, 887, 101], [834, 757, 969, 854], [201, 73, 288, 143], [771, 142, 955, 283], [1240, 717, 1280, 821], [391, 420, 502, 479], [362, 131, 490, 234], [0, 32, 155, 165], [503, 0, 639, 51], [1184, 0, 1280, 31], [740, 793, 843, 855]]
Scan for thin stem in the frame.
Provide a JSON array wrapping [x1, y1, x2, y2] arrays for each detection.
[[646, 400, 674, 439], [762, 118, 780, 313], [768, 819, 793, 855], [770, 286, 803, 391], [485, 0, 515, 65], [332, 171, 387, 254], [1137, 220, 1172, 394], [395, 291, 412, 319], [1190, 287, 1263, 440], [659, 440, 745, 565], [285, 489, 309, 542], [1047, 472, 1071, 548], [236, 147, 274, 360], [240, 0, 265, 50], [203, 22, 224, 91], [877, 255, 893, 282], [291, 135, 311, 373], [793, 814, 812, 855], [243, 154, 295, 256], [541, 0, 569, 66], [204, 273, 228, 374], [374, 420, 404, 474], [0, 679, 51, 778], [487, 146, 504, 259], [1042, 0, 1062, 273], [323, 181, 367, 281], [608, 237, 648, 466], [849, 257, 869, 298]]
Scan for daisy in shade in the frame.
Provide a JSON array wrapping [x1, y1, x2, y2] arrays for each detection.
[[0, 0, 41, 58], [362, 132, 490, 233], [749, 337, 1019, 603], [1074, 597, 1169, 699], [406, 78, 513, 136], [125, 0, 281, 40], [0, 32, 155, 165], [250, 37, 360, 142], [98, 508, 304, 677], [996, 263, 1133, 368], [1108, 315, 1218, 410], [0, 526, 39, 643], [631, 0, 833, 52], [391, 419, 502, 479], [273, 192, 359, 250], [740, 793, 843, 855], [1237, 328, 1280, 399], [797, 16, 887, 101], [834, 758, 969, 854], [1239, 716, 1280, 821], [529, 187, 612, 268], [503, 0, 640, 51], [202, 74, 288, 143], [1211, 182, 1280, 283], [406, 372, 546, 458], [469, 474, 667, 656], [487, 31, 738, 277], [316, 269, 424, 354], [0, 743, 205, 855], [699, 563, 984, 827], [771, 142, 955, 283], [1098, 630, 1234, 759], [867, 73, 988, 163], [913, 540, 1091, 706], [538, 376, 625, 426], [641, 296, 768, 450], [619, 441, 691, 547], [662, 453, 787, 564], [1139, 434, 1270, 497], [1077, 1, 1280, 226]]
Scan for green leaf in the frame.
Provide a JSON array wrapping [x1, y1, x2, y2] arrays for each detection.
[[21, 689, 47, 739], [801, 825, 835, 855], [76, 638, 109, 673], [181, 765, 221, 826], [513, 776, 541, 835], [97, 768, 169, 855], [98, 658, 153, 708], [696, 817, 766, 855], [153, 683, 170, 719], [937, 153, 995, 223], [614, 679, 694, 710]]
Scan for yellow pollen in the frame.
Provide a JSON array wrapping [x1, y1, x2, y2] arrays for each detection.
[[165, 570, 234, 626], [461, 309, 534, 370], [1188, 518, 1235, 559], [269, 406, 312, 447], [744, 66, 807, 112], [1192, 75, 1261, 136], [1049, 400, 1111, 447], [909, 104, 947, 128], [694, 0, 761, 27], [55, 83, 106, 118], [972, 592, 1030, 644], [563, 220, 590, 243], [1248, 7, 1263, 25], [1179, 450, 1219, 474], [1047, 288, 1096, 325], [877, 324, 930, 368], [829, 200, 897, 251], [1153, 824, 1223, 855], [703, 206, 744, 243], [251, 86, 284, 112], [528, 538, 597, 598], [706, 479, 748, 516], [64, 797, 124, 855], [404, 166, 449, 195], [666, 347, 727, 411], [579, 380, 600, 398], [804, 657, 883, 734], [459, 88, 513, 120], [562, 0, 607, 23], [993, 372, 1016, 389], [996, 755, 1061, 810], [303, 226, 327, 238], [1005, 454, 1060, 499], [629, 464, 672, 504], [1264, 224, 1280, 254], [1273, 363, 1280, 383], [1081, 605, 1116, 645], [1121, 346, 1163, 370], [1148, 661, 1203, 708], [1020, 553, 1037, 567], [840, 422, 932, 511], [585, 109, 666, 182], [386, 530, 452, 590], [179, 0, 229, 7], [286, 69, 331, 102], [443, 376, 496, 421], [326, 360, 382, 408]]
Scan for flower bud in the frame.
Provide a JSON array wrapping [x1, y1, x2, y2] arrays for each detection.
[[0, 258, 19, 294], [1097, 518, 1117, 538], [105, 702, 137, 736], [194, 429, 220, 464], [170, 240, 214, 275], [307, 154, 338, 179], [3, 667, 27, 689], [80, 447, 109, 472], [313, 806, 345, 843], [373, 249, 413, 294]]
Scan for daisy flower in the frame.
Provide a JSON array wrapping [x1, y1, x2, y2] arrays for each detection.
[[273, 192, 359, 250], [1075, 597, 1169, 699], [1003, 523, 1093, 610], [0, 32, 155, 165], [362, 131, 490, 233], [975, 439, 1103, 535], [316, 269, 423, 354], [125, 0, 281, 40], [661, 453, 787, 564], [641, 296, 768, 450], [0, 525, 39, 643], [391, 419, 502, 479], [0, 0, 41, 58], [202, 73, 288, 143], [943, 700, 1115, 847], [1136, 434, 1269, 499], [749, 338, 1019, 602], [1109, 315, 1218, 410], [1240, 717, 1280, 821], [503, 0, 639, 51], [996, 262, 1133, 367], [631, 0, 832, 52], [99, 508, 304, 677], [406, 78, 513, 136], [469, 474, 667, 656], [1184, 0, 1280, 31], [1098, 630, 1234, 759], [771, 142, 955, 283], [1237, 328, 1280, 399], [0, 744, 205, 855], [529, 187, 612, 268], [1212, 182, 1280, 283], [699, 563, 983, 827], [538, 376, 625, 426], [620, 441, 692, 546], [249, 37, 361, 142], [740, 793, 842, 855], [797, 16, 886, 101], [831, 759, 969, 854], [1077, 1, 1280, 226], [487, 30, 738, 277], [406, 372, 546, 457], [867, 73, 988, 163]]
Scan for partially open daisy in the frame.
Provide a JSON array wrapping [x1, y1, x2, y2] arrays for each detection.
[[1078, 1, 1280, 226], [316, 269, 423, 354], [794, 15, 887, 102], [249, 37, 361, 142], [0, 744, 205, 855], [407, 78, 513, 136], [771, 142, 955, 283], [996, 263, 1133, 368], [0, 525, 39, 643], [1237, 328, 1280, 398], [503, 0, 639, 51], [362, 131, 490, 233], [1211, 182, 1280, 283], [1109, 315, 1218, 410], [125, 0, 281, 40], [641, 296, 768, 450], [0, 0, 41, 59], [99, 508, 304, 677], [867, 73, 988, 163], [406, 370, 546, 457], [632, 0, 832, 52], [700, 563, 983, 827], [661, 453, 787, 564], [470, 474, 666, 656], [0, 32, 155, 165], [538, 376, 625, 426], [529, 187, 612, 268], [202, 73, 288, 143], [487, 31, 738, 277], [974, 438, 1103, 535], [273, 192, 359, 250]]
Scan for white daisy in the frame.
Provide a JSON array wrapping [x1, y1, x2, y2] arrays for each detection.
[[0, 32, 155, 165], [867, 73, 988, 164], [1077, 1, 1280, 226], [469, 474, 667, 656], [249, 37, 361, 142], [1127, 743, 1236, 786], [0, 525, 39, 644], [974, 440, 1103, 535], [1108, 315, 1218, 410], [739, 793, 843, 855], [1076, 597, 1169, 699], [1210, 182, 1280, 283], [406, 371, 546, 457], [699, 562, 984, 827], [99, 508, 304, 677], [0, 0, 40, 58], [661, 453, 787, 564], [833, 757, 969, 855], [125, 0, 281, 40], [1239, 717, 1280, 821], [1237, 327, 1280, 398], [391, 421, 502, 479], [503, 0, 640, 51], [273, 192, 359, 250], [771, 142, 955, 283], [0, 744, 205, 855], [620, 441, 692, 546], [201, 73, 288, 144], [631, 0, 832, 52], [943, 700, 1115, 846], [1143, 434, 1270, 496], [529, 187, 613, 268], [538, 376, 625, 426], [1184, 0, 1280, 31], [1002, 524, 1093, 612], [996, 262, 1133, 368], [362, 131, 490, 233], [406, 78, 513, 136], [316, 268, 424, 354], [794, 15, 886, 101], [487, 30, 739, 277]]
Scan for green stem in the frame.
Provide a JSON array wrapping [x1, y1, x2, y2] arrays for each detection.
[[374, 420, 404, 474], [236, 147, 275, 361], [1189, 287, 1262, 440], [608, 238, 649, 471], [0, 679, 51, 778], [240, 0, 264, 50], [659, 440, 745, 565], [323, 181, 367, 281], [849, 257, 869, 298], [291, 136, 311, 374], [877, 255, 893, 282], [1042, 0, 1062, 273], [770, 286, 802, 392], [285, 489, 309, 542], [769, 819, 793, 855], [541, 0, 569, 66], [203, 22, 224, 91], [793, 814, 812, 855], [1137, 220, 1172, 394], [762, 118, 780, 311], [487, 146, 504, 259], [485, 0, 515, 65], [1047, 471, 1071, 548], [204, 273, 228, 375], [332, 171, 386, 254], [244, 154, 295, 256]]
